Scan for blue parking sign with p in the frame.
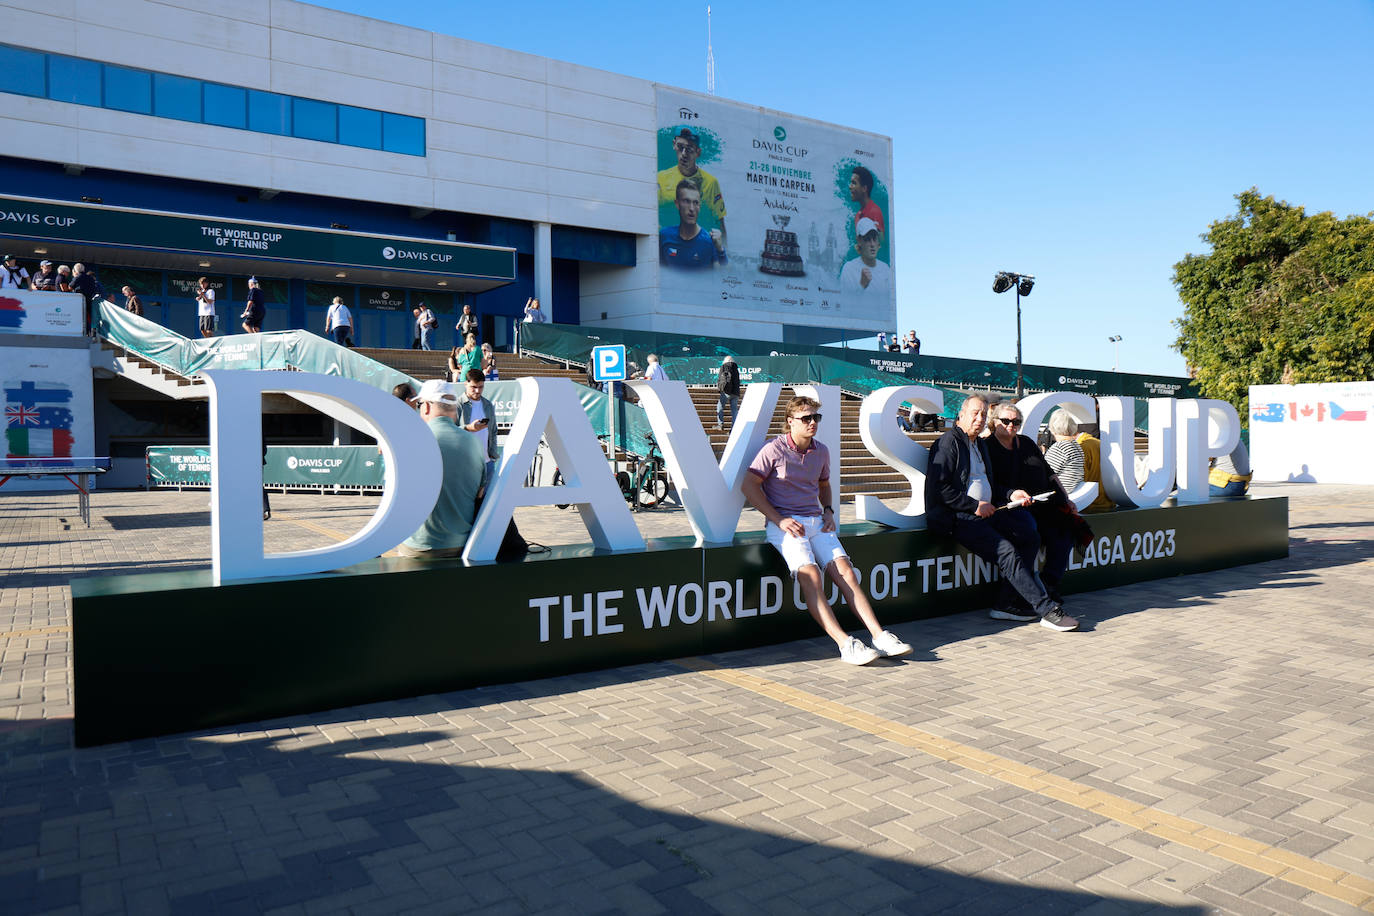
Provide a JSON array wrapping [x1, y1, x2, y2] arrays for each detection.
[[592, 345, 627, 383]]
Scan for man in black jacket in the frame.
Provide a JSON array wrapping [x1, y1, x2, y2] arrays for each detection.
[[924, 394, 1078, 632], [715, 355, 741, 430]]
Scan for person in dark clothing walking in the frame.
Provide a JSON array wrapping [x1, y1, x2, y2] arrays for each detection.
[[715, 355, 741, 430]]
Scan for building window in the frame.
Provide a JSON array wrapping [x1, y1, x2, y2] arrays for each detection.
[[103, 65, 152, 114], [153, 73, 201, 122], [203, 83, 247, 129], [0, 46, 45, 98], [248, 90, 291, 136], [382, 113, 425, 156], [0, 44, 425, 157], [292, 97, 337, 143], [338, 106, 382, 150], [47, 55, 101, 107]]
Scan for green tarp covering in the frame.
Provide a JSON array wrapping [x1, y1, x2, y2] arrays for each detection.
[[98, 301, 659, 459]]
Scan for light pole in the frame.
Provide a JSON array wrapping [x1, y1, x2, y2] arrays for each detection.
[[992, 271, 1034, 397], [1108, 335, 1122, 372]]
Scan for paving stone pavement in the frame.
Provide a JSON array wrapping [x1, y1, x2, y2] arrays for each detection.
[[1, 482, 1372, 914]]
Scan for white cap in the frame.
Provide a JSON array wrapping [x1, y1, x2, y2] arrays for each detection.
[[413, 379, 458, 404], [855, 217, 879, 238]]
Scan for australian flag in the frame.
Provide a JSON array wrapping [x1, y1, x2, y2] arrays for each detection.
[[5, 380, 74, 464]]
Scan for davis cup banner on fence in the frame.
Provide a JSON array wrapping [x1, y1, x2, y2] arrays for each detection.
[[655, 88, 894, 332]]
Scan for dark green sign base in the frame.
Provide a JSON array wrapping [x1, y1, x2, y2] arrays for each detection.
[[72, 497, 1287, 746]]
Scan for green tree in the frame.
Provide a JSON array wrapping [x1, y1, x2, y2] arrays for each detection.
[[1173, 189, 1374, 420]]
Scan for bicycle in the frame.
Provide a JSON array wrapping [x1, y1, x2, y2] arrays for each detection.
[[551, 433, 668, 511]]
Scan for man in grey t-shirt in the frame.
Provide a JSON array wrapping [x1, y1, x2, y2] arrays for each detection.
[[397, 380, 485, 558]]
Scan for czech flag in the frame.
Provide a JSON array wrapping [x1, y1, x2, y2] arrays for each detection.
[[1330, 402, 1367, 421]]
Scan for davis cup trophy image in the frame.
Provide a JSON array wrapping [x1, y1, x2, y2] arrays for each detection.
[[759, 214, 806, 277]]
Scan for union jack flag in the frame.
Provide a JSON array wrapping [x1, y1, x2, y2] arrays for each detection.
[[5, 405, 39, 426]]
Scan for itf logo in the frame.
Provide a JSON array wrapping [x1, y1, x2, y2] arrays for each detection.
[[591, 345, 627, 383]]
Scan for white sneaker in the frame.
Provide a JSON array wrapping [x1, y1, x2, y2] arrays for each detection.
[[870, 630, 913, 658], [839, 636, 881, 666]]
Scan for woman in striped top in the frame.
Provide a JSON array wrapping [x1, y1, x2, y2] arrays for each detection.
[[1044, 410, 1085, 491]]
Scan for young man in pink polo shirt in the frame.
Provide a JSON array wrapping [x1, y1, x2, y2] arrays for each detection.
[[743, 395, 913, 665]]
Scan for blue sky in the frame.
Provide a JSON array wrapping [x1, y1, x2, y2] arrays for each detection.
[[318, 0, 1374, 377]]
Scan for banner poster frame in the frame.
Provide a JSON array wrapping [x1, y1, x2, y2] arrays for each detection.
[[0, 346, 95, 490], [1249, 381, 1374, 484], [654, 87, 895, 334]]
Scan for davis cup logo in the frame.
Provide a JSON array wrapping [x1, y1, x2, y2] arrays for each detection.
[[286, 456, 298, 469], [382, 247, 396, 260]]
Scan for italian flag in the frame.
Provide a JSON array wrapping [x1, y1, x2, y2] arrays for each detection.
[[6, 427, 73, 458]]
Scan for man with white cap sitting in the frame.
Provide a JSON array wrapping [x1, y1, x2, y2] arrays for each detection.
[[396, 379, 485, 558]]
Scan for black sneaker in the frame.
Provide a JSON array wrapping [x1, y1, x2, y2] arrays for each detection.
[[1039, 606, 1079, 632], [989, 606, 1037, 622]]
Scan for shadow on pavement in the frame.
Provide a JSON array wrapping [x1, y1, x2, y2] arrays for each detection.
[[0, 720, 1205, 915]]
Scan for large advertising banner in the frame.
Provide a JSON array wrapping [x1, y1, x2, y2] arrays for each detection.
[[655, 88, 894, 332], [1250, 381, 1374, 484], [0, 346, 96, 490]]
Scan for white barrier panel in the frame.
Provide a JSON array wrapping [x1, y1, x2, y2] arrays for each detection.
[[1250, 382, 1374, 484], [0, 289, 85, 337]]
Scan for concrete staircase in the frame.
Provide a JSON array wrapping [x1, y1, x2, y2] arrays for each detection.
[[685, 387, 932, 502], [93, 341, 205, 399], [353, 347, 587, 383]]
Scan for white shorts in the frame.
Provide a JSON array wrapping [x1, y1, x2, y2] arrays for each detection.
[[765, 515, 848, 576]]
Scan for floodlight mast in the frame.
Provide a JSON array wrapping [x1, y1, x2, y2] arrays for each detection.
[[992, 271, 1035, 397], [706, 6, 716, 95]]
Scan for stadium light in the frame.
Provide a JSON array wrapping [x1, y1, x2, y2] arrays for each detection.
[[1108, 334, 1122, 371], [992, 271, 1035, 397]]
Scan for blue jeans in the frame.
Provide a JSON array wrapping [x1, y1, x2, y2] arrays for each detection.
[[951, 509, 1056, 615], [420, 328, 435, 350], [1210, 480, 1248, 498], [716, 392, 739, 427], [1030, 505, 1074, 598], [331, 326, 351, 346]]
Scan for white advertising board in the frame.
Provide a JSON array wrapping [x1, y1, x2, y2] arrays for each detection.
[[0, 290, 85, 337], [0, 346, 96, 491], [655, 88, 894, 332], [1249, 381, 1374, 483]]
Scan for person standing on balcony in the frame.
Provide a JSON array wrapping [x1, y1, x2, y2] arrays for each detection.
[[522, 297, 546, 323], [196, 277, 218, 338], [0, 254, 29, 289], [70, 264, 104, 335], [241, 277, 265, 334]]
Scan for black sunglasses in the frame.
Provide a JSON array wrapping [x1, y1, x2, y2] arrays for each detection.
[[790, 413, 823, 424], [998, 417, 1022, 428]]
